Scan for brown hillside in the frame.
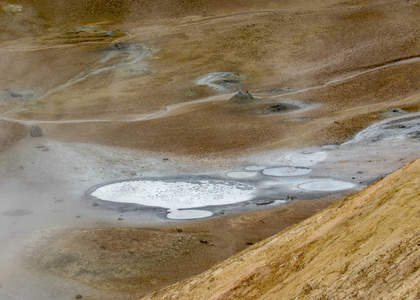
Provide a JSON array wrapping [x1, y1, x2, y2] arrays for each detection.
[[144, 159, 420, 299]]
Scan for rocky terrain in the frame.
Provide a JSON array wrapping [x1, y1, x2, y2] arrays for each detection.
[[0, 0, 419, 299]]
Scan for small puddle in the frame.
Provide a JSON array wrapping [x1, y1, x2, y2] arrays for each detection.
[[298, 179, 356, 191], [263, 167, 312, 177], [167, 209, 213, 220]]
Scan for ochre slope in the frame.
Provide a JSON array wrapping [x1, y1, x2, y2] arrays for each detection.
[[143, 159, 420, 299]]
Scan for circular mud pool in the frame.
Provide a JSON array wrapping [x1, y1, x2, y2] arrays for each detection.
[[263, 167, 312, 177], [298, 179, 356, 191], [90, 179, 256, 217]]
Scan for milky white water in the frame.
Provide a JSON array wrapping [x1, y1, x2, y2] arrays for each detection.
[[342, 112, 420, 145], [263, 167, 312, 177], [91, 180, 256, 210], [298, 179, 356, 191], [167, 209, 213, 220]]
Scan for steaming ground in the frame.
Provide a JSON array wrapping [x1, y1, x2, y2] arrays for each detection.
[[1, 114, 419, 298], [0, 0, 420, 299]]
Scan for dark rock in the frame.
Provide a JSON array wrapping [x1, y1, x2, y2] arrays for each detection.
[[92, 202, 99, 207], [265, 103, 287, 112], [246, 242, 253, 245], [30, 125, 43, 137], [75, 295, 83, 299], [228, 91, 255, 104], [10, 90, 34, 99], [387, 108, 405, 114], [200, 239, 208, 244], [176, 228, 183, 232]]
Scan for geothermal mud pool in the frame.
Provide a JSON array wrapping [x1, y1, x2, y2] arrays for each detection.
[[87, 111, 419, 219], [90, 179, 256, 220]]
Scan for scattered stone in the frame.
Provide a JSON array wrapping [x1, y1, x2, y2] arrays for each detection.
[[10, 90, 34, 98], [30, 125, 43, 137], [92, 202, 99, 207], [118, 217, 124, 221], [209, 243, 214, 246], [163, 158, 169, 161], [228, 91, 255, 104], [200, 239, 208, 244], [176, 228, 183, 232], [54, 199, 64, 203], [388, 108, 404, 113], [99, 245, 106, 250], [42, 147, 49, 152], [19, 166, 24, 170], [264, 103, 288, 113], [75, 216, 81, 219], [246, 242, 253, 245], [75, 294, 83, 299]]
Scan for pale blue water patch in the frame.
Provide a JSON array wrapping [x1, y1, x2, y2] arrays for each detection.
[[167, 209, 213, 220]]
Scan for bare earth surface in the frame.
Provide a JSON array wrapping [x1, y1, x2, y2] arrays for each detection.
[[0, 0, 419, 299]]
